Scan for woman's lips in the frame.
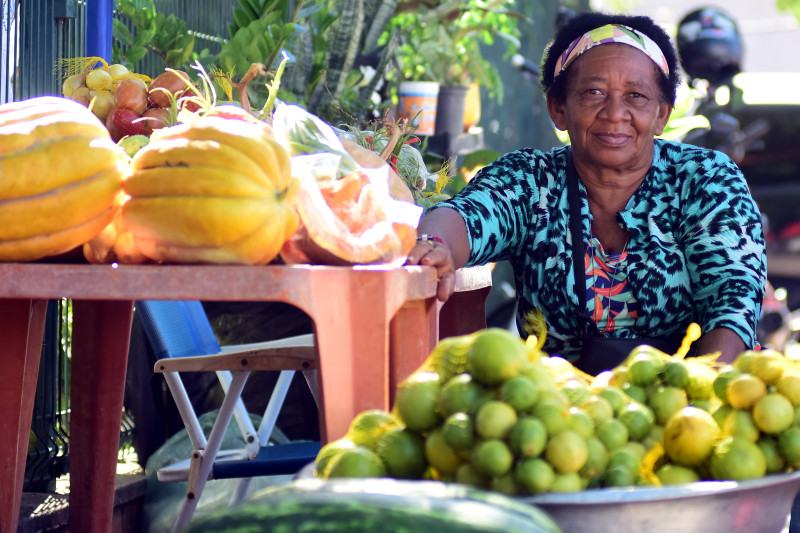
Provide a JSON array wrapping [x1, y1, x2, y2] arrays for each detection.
[[595, 132, 630, 146]]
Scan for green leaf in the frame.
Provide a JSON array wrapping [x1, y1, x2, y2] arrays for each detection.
[[112, 19, 133, 46], [125, 45, 148, 64], [232, 9, 251, 31], [132, 29, 154, 47]]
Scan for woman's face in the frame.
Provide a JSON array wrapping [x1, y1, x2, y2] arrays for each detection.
[[548, 43, 672, 174]]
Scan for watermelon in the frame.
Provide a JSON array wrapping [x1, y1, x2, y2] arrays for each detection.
[[183, 478, 562, 532]]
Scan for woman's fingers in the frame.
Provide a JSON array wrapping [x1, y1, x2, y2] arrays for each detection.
[[404, 241, 457, 302]]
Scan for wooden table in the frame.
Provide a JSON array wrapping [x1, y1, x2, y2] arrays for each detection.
[[0, 262, 491, 533]]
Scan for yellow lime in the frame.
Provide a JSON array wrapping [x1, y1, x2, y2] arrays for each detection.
[[753, 392, 794, 435], [550, 472, 583, 492], [545, 430, 589, 474], [596, 418, 629, 451], [777, 369, 800, 407], [684, 360, 717, 400], [376, 426, 427, 479], [424, 427, 463, 475], [441, 412, 475, 452], [437, 372, 488, 418], [395, 371, 442, 432], [315, 438, 356, 478], [661, 359, 690, 388], [722, 409, 760, 443], [713, 365, 743, 403], [648, 386, 689, 426], [515, 457, 556, 494], [733, 350, 759, 373], [499, 375, 540, 412], [568, 406, 595, 439], [628, 352, 661, 386], [726, 373, 767, 410], [428, 334, 474, 381], [758, 437, 786, 474], [466, 328, 528, 385], [750, 349, 787, 385], [663, 406, 720, 467], [508, 416, 548, 458], [472, 439, 514, 477], [455, 463, 488, 488], [346, 409, 401, 451], [475, 400, 518, 439], [579, 437, 609, 479], [779, 426, 800, 465], [581, 395, 615, 425], [709, 436, 767, 481], [609, 366, 630, 388], [597, 386, 629, 415], [542, 356, 579, 384], [655, 464, 700, 485], [618, 402, 655, 441], [326, 445, 387, 478]]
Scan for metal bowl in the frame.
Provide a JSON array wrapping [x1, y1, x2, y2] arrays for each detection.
[[519, 471, 800, 533]]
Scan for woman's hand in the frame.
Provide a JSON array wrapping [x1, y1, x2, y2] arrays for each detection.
[[405, 235, 457, 302]]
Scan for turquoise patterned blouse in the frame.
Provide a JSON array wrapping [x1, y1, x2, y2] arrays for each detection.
[[433, 139, 767, 359]]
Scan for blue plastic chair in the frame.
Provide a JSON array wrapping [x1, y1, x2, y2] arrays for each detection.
[[136, 300, 320, 532]]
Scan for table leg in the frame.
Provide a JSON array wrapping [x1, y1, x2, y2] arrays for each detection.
[[439, 285, 491, 339], [0, 299, 47, 533], [389, 297, 438, 405], [68, 300, 134, 533]]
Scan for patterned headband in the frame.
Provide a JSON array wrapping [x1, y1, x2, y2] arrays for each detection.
[[553, 24, 669, 79]]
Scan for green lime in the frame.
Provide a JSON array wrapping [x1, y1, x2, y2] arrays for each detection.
[[581, 395, 615, 425], [376, 426, 427, 479], [441, 412, 475, 452], [710, 436, 767, 481], [438, 372, 488, 418], [648, 386, 688, 426], [753, 392, 794, 435], [713, 365, 742, 403], [618, 402, 655, 441], [661, 359, 690, 388], [508, 416, 548, 458], [685, 360, 717, 400], [533, 401, 570, 435], [499, 375, 540, 412], [597, 386, 629, 415], [515, 458, 555, 494], [568, 406, 595, 439], [722, 409, 760, 443], [466, 328, 528, 386], [490, 473, 519, 495], [346, 409, 401, 451], [424, 427, 463, 476], [315, 438, 356, 478], [603, 465, 637, 487], [549, 472, 583, 492], [579, 436, 609, 480], [596, 418, 629, 451], [655, 464, 700, 485], [758, 437, 786, 474], [475, 400, 518, 439], [455, 463, 488, 488], [545, 430, 589, 474], [561, 378, 592, 406], [607, 447, 639, 473], [622, 383, 647, 404], [711, 404, 733, 429], [520, 361, 558, 392], [428, 334, 474, 381], [326, 445, 387, 478], [395, 371, 442, 432], [628, 352, 661, 386], [472, 439, 514, 477]]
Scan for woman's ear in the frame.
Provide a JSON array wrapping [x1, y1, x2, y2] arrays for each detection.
[[653, 103, 673, 136], [546, 90, 567, 131]]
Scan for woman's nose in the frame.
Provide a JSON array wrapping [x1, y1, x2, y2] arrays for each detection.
[[599, 96, 629, 120]]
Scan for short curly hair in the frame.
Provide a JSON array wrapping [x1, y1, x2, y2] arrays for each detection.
[[540, 12, 682, 106]]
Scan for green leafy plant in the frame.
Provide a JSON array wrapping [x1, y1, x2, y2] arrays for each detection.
[[387, 0, 525, 102], [112, 0, 199, 69]]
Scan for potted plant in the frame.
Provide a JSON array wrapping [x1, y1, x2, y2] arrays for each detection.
[[387, 0, 523, 135]]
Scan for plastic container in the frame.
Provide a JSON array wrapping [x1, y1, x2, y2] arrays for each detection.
[[397, 81, 439, 136]]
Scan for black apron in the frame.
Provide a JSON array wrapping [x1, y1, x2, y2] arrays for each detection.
[[565, 149, 694, 376]]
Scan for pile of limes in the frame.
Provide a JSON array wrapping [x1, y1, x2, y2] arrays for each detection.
[[314, 329, 800, 495]]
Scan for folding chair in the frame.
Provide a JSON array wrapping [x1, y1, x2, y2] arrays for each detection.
[[135, 299, 321, 532]]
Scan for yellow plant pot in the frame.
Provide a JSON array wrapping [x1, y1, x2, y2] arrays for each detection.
[[462, 82, 481, 132]]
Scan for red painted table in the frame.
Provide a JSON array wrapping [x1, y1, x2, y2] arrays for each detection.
[[0, 262, 491, 533]]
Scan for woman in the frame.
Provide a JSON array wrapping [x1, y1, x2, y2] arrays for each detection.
[[405, 12, 767, 373]]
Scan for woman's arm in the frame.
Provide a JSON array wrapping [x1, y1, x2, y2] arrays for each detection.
[[697, 327, 746, 364], [405, 207, 470, 302]]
